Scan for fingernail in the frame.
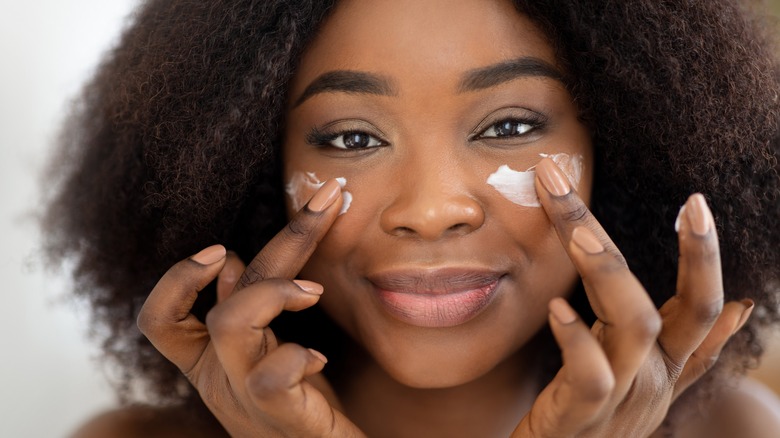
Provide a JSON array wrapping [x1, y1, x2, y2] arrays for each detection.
[[674, 204, 686, 233], [571, 226, 605, 254], [191, 245, 226, 265], [536, 158, 571, 197], [687, 193, 713, 236], [308, 348, 328, 364], [549, 298, 577, 324], [307, 179, 341, 212], [733, 299, 755, 335], [293, 279, 324, 295]]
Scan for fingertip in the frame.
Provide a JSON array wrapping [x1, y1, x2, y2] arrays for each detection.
[[191, 244, 227, 265], [308, 348, 328, 364], [549, 298, 578, 325], [536, 157, 572, 197], [306, 179, 342, 213], [733, 299, 755, 335], [293, 279, 324, 296], [687, 193, 715, 237]]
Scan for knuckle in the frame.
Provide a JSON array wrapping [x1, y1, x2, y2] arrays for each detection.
[[135, 305, 155, 336], [561, 202, 590, 224], [632, 309, 663, 342], [582, 371, 616, 402], [238, 259, 273, 288], [246, 368, 288, 401], [205, 305, 239, 336], [592, 257, 628, 276], [692, 297, 724, 325], [695, 239, 721, 265], [284, 214, 318, 247]]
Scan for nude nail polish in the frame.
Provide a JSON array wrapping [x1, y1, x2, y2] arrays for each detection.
[[549, 298, 577, 324], [674, 204, 686, 233], [307, 179, 341, 212], [308, 348, 328, 364], [536, 158, 572, 197], [191, 245, 226, 265], [687, 193, 713, 236], [571, 226, 605, 254], [733, 299, 755, 335], [294, 279, 324, 295]]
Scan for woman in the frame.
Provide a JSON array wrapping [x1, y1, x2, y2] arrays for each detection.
[[48, 0, 780, 436]]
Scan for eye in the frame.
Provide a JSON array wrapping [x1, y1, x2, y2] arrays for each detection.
[[478, 119, 536, 139], [306, 125, 388, 151], [326, 131, 385, 149]]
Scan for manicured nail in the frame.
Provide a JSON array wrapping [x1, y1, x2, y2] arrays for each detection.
[[308, 348, 328, 364], [307, 179, 341, 212], [674, 204, 686, 233], [293, 279, 324, 295], [687, 193, 713, 236], [536, 158, 571, 197], [571, 226, 605, 254], [733, 299, 755, 335], [549, 298, 577, 324], [191, 245, 227, 265]]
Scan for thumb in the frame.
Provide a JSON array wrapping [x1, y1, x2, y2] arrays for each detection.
[[137, 244, 226, 373], [246, 343, 366, 438]]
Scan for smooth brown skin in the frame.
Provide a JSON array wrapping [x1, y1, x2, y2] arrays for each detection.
[[134, 0, 763, 437]]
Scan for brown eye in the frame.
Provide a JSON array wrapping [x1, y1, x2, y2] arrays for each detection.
[[479, 120, 534, 138], [328, 131, 384, 149]]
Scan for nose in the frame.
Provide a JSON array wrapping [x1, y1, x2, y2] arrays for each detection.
[[380, 166, 485, 240]]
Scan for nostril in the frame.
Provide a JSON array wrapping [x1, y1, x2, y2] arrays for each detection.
[[392, 226, 416, 236], [447, 223, 471, 234]]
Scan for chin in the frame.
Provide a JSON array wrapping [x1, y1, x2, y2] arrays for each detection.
[[385, 359, 492, 389]]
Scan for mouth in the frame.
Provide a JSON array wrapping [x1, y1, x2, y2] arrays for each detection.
[[368, 268, 505, 328]]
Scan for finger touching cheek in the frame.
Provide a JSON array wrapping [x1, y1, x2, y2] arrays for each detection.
[[285, 171, 353, 215]]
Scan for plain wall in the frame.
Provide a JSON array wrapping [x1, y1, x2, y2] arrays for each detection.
[[0, 1, 137, 436]]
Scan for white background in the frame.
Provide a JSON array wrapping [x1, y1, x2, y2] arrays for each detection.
[[1, 2, 778, 438], [0, 1, 138, 436]]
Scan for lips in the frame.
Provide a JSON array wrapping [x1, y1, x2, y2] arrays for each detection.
[[368, 268, 504, 328]]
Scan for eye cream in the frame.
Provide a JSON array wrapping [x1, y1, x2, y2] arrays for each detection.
[[487, 153, 584, 207], [285, 171, 352, 214]]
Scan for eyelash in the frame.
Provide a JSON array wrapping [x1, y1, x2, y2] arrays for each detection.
[[470, 114, 546, 141], [306, 127, 388, 150], [306, 114, 546, 150]]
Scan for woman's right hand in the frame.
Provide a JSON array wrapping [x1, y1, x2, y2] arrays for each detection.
[[137, 179, 366, 438]]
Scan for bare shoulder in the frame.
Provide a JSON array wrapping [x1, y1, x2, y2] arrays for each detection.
[[714, 378, 780, 436], [69, 404, 228, 438], [678, 377, 780, 438]]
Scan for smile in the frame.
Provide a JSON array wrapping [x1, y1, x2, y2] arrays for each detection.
[[368, 268, 504, 328]]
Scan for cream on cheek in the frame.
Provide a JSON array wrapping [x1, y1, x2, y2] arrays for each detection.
[[285, 171, 353, 214], [486, 153, 584, 207]]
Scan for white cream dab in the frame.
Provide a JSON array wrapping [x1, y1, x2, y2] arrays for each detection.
[[486, 153, 584, 207], [285, 171, 352, 214]]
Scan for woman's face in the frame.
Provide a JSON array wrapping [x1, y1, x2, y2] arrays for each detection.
[[283, 0, 592, 388]]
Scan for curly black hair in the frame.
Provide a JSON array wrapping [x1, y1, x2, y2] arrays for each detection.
[[42, 0, 780, 431]]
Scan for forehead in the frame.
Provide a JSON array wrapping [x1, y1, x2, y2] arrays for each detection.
[[289, 0, 557, 95]]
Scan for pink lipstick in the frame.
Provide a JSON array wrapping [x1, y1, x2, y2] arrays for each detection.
[[368, 269, 503, 328]]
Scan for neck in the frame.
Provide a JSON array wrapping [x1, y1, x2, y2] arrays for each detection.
[[338, 344, 543, 438]]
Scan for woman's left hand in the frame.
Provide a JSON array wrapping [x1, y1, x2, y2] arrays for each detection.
[[511, 158, 754, 438]]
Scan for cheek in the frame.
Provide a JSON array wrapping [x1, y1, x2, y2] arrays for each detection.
[[486, 152, 586, 207]]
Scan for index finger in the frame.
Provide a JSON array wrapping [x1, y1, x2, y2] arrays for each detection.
[[236, 178, 343, 290], [534, 157, 626, 266]]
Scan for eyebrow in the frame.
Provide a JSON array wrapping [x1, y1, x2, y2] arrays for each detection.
[[458, 57, 567, 92], [293, 70, 395, 108], [292, 57, 565, 108]]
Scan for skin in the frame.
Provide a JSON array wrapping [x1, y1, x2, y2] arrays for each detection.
[[284, 0, 592, 393], [133, 1, 763, 437]]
